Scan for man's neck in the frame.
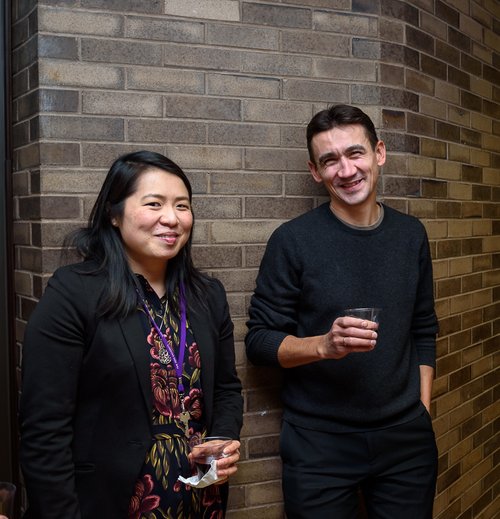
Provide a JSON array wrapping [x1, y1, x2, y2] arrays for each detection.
[[329, 201, 381, 227]]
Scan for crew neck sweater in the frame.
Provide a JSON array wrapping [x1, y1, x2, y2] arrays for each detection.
[[245, 202, 438, 432]]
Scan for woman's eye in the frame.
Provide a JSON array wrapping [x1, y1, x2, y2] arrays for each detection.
[[146, 202, 161, 207], [177, 203, 191, 210]]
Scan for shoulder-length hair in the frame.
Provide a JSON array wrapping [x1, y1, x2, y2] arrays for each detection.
[[66, 150, 208, 318]]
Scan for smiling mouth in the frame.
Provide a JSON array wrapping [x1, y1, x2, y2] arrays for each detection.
[[338, 178, 364, 189], [157, 234, 178, 244]]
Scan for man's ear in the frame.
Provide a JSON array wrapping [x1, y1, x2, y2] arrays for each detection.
[[308, 160, 323, 184], [376, 140, 386, 167]]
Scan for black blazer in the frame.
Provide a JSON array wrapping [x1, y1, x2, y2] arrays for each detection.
[[20, 261, 243, 519]]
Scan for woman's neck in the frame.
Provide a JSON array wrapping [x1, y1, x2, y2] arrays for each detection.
[[130, 261, 167, 298]]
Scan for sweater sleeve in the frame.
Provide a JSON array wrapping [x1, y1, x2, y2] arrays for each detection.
[[411, 227, 438, 368], [245, 225, 301, 366]]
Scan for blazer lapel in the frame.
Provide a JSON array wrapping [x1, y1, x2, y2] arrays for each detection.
[[189, 303, 215, 429], [119, 313, 152, 413]]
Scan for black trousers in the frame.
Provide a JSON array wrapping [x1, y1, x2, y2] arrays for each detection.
[[281, 412, 438, 519]]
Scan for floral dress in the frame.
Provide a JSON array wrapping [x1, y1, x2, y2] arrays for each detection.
[[128, 278, 227, 519]]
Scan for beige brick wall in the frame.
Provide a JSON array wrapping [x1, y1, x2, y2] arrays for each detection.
[[11, 0, 499, 517]]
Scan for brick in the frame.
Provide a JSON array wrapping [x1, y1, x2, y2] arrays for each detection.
[[246, 480, 283, 506], [420, 11, 447, 38], [80, 143, 163, 168], [281, 126, 308, 148], [32, 221, 80, 246], [245, 197, 313, 219], [12, 36, 37, 74], [81, 0, 163, 14], [353, 0, 380, 14], [318, 11, 378, 36], [286, 0, 349, 7], [436, 1, 460, 27], [208, 122, 280, 146], [39, 169, 105, 193], [82, 91, 162, 117], [165, 0, 240, 21], [243, 2, 310, 29], [379, 64, 405, 87], [38, 34, 78, 60], [39, 88, 79, 113], [285, 174, 327, 197], [38, 142, 79, 166], [379, 18, 404, 43], [421, 138, 447, 159], [207, 24, 278, 50], [164, 95, 240, 121], [241, 52, 312, 76], [125, 16, 203, 43], [245, 148, 307, 172], [127, 67, 204, 94], [315, 58, 376, 81], [82, 38, 162, 66], [193, 196, 241, 219], [436, 41, 460, 67], [207, 74, 280, 99], [382, 177, 420, 197], [211, 221, 282, 245], [282, 30, 349, 56], [211, 172, 281, 196], [283, 79, 349, 103], [39, 60, 124, 89], [38, 6, 123, 36], [19, 195, 80, 219], [448, 26, 471, 53], [165, 145, 242, 170], [163, 43, 241, 71], [242, 100, 310, 124], [191, 245, 241, 269], [407, 113, 435, 136], [406, 26, 434, 54], [353, 39, 381, 60], [127, 120, 206, 144], [37, 115, 124, 141], [381, 0, 418, 24]]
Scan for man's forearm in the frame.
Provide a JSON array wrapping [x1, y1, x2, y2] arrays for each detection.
[[277, 334, 325, 368]]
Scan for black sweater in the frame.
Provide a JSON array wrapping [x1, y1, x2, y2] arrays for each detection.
[[246, 203, 438, 432]]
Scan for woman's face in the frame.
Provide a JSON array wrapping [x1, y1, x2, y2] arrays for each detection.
[[113, 167, 193, 275]]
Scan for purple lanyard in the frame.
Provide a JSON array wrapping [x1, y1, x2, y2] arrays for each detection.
[[138, 283, 187, 393]]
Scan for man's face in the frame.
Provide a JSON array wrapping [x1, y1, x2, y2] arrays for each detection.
[[308, 124, 386, 212]]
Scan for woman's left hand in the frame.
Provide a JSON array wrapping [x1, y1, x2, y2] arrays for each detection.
[[215, 440, 241, 482]]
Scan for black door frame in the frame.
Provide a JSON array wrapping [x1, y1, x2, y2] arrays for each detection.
[[0, 0, 18, 506]]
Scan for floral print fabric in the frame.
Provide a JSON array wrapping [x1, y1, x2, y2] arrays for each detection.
[[128, 277, 226, 518]]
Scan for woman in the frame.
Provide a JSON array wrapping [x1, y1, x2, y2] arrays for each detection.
[[20, 151, 243, 518]]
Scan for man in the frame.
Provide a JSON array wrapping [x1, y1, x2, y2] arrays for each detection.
[[245, 105, 438, 518]]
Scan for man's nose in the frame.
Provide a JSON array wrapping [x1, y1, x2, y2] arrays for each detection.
[[336, 157, 355, 178]]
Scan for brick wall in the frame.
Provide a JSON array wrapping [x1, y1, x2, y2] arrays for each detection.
[[10, 0, 499, 517]]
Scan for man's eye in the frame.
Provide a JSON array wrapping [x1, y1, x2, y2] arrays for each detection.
[[322, 159, 337, 167]]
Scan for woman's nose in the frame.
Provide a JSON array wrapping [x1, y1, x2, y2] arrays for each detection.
[[159, 206, 178, 225]]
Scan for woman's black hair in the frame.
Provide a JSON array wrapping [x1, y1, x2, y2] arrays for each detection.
[[65, 150, 208, 318]]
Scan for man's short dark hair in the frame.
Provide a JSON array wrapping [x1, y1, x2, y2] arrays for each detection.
[[306, 104, 379, 163]]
